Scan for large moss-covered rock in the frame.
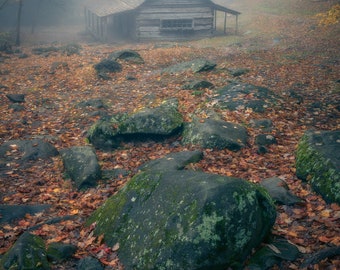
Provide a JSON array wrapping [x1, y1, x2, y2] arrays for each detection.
[[88, 99, 183, 149], [182, 118, 248, 151], [0, 232, 49, 270], [296, 130, 340, 204], [87, 170, 276, 269]]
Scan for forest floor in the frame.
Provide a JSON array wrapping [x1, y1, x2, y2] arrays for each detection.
[[0, 0, 339, 269]]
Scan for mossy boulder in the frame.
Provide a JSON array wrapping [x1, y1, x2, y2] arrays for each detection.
[[87, 99, 183, 149], [86, 169, 276, 269], [0, 232, 49, 270], [182, 118, 248, 151], [296, 130, 340, 204]]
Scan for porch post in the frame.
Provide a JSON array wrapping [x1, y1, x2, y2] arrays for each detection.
[[224, 12, 227, 34], [235, 14, 239, 34]]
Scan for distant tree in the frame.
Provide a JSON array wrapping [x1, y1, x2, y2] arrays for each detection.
[[15, 0, 23, 45], [316, 4, 340, 26], [0, 0, 67, 46]]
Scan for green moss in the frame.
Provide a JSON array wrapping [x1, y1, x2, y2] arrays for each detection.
[[296, 134, 340, 204]]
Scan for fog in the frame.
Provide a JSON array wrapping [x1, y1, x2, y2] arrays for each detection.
[[0, 0, 322, 46], [0, 0, 86, 44], [0, 0, 250, 45]]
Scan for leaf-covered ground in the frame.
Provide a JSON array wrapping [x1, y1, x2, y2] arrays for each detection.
[[0, 0, 339, 269]]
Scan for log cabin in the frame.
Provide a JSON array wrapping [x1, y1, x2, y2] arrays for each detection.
[[84, 0, 240, 42]]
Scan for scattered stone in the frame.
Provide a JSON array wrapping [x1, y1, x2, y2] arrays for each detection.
[[6, 93, 25, 103], [0, 139, 59, 171], [109, 49, 144, 64], [182, 80, 214, 90], [260, 177, 302, 205], [60, 146, 101, 190], [126, 74, 137, 80], [77, 256, 104, 270], [0, 232, 49, 270], [250, 119, 273, 132], [247, 237, 300, 269], [182, 118, 248, 151], [18, 53, 29, 59], [0, 204, 51, 224], [76, 99, 105, 109], [139, 150, 203, 171], [63, 43, 82, 56], [257, 145, 268, 154], [162, 58, 216, 74], [47, 242, 77, 263], [228, 68, 250, 77], [211, 82, 280, 113], [9, 103, 25, 111], [288, 90, 304, 104], [86, 169, 276, 269], [50, 61, 69, 74], [255, 134, 277, 146], [296, 130, 340, 204], [93, 59, 122, 76], [32, 46, 59, 55]]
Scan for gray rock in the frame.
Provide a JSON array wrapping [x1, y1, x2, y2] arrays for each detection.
[[260, 177, 302, 205], [296, 130, 340, 204], [139, 150, 203, 171], [182, 118, 248, 151], [228, 68, 250, 77], [0, 139, 59, 171], [211, 82, 280, 113], [0, 232, 49, 270], [77, 256, 103, 270], [6, 94, 25, 103], [86, 170, 276, 270], [255, 134, 277, 146], [9, 103, 25, 111], [0, 204, 51, 224], [76, 99, 105, 109], [108, 49, 144, 64], [247, 238, 300, 269], [250, 119, 273, 132], [88, 99, 183, 149], [93, 59, 122, 79], [60, 146, 101, 190], [183, 80, 214, 90], [162, 58, 216, 74]]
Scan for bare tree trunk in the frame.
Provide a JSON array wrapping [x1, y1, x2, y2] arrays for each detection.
[[31, 0, 43, 34], [15, 0, 23, 46]]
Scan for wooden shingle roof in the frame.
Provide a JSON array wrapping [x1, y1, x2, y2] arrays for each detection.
[[84, 0, 145, 17], [85, 0, 240, 17]]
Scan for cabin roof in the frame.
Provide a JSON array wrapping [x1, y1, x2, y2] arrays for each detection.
[[85, 0, 240, 17]]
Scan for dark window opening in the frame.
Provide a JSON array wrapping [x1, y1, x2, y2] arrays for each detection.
[[161, 19, 193, 30]]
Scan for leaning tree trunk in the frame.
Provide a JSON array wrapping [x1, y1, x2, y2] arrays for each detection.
[[15, 0, 23, 46]]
